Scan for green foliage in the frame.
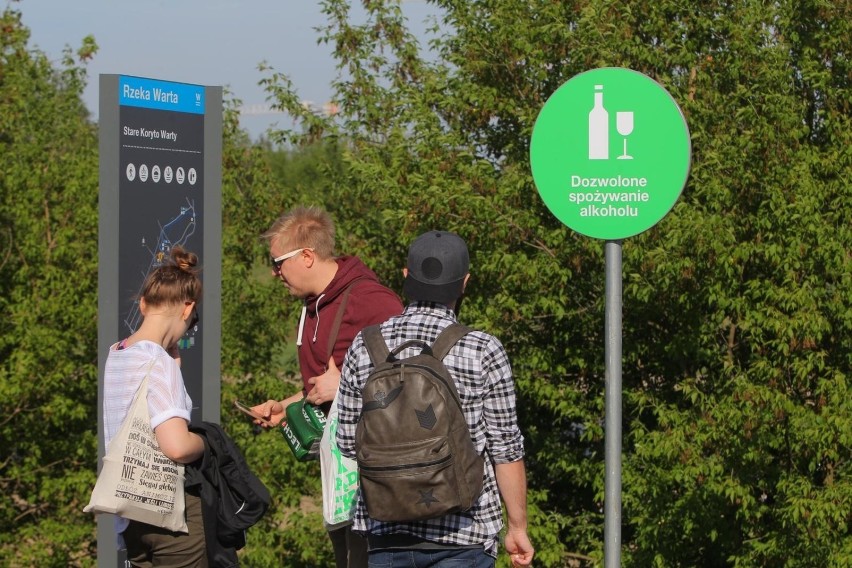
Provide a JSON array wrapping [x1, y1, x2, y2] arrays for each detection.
[[0, 7, 100, 566], [260, 0, 852, 565], [219, 96, 286, 376]]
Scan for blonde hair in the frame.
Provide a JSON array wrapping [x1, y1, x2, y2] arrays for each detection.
[[262, 206, 335, 259], [139, 246, 202, 307]]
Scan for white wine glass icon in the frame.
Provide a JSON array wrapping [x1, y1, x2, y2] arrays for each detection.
[[616, 111, 634, 160]]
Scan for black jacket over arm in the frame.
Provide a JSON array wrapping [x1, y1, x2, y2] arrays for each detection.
[[187, 422, 271, 568]]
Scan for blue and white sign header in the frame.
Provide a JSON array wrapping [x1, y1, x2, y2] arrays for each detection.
[[119, 75, 205, 114]]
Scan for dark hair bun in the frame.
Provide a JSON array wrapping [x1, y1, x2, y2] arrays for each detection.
[[170, 245, 199, 273]]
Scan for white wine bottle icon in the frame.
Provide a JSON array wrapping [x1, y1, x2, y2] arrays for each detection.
[[588, 84, 609, 160]]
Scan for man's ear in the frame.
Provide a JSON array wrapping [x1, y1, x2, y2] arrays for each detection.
[[302, 248, 316, 268], [402, 268, 409, 278], [462, 273, 471, 292]]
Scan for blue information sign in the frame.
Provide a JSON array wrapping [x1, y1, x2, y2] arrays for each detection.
[[119, 75, 205, 114]]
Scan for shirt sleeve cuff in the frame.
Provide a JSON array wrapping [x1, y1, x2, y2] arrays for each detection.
[[150, 409, 192, 431]]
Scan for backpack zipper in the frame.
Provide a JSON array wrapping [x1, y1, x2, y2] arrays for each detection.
[[360, 453, 451, 472]]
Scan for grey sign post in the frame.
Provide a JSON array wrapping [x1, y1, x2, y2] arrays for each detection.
[[531, 68, 691, 565], [604, 241, 623, 562], [97, 74, 222, 566]]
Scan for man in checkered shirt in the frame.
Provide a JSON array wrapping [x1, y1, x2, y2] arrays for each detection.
[[336, 230, 534, 567]]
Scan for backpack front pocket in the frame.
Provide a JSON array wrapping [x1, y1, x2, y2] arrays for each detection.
[[357, 436, 463, 522]]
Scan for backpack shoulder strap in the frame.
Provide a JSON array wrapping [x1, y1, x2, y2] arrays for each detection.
[[430, 323, 473, 360], [326, 277, 365, 362], [362, 324, 390, 367]]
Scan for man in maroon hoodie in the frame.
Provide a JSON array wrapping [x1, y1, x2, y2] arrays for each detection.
[[253, 206, 402, 568]]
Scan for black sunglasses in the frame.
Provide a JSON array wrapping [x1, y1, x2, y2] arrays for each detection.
[[270, 256, 285, 274], [270, 247, 312, 274], [185, 302, 199, 329]]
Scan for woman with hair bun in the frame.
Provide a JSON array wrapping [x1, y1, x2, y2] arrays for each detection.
[[103, 245, 207, 566]]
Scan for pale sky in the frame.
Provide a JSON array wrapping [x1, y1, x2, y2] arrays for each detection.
[[17, 0, 439, 140]]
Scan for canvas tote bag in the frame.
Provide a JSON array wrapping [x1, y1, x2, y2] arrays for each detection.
[[84, 372, 188, 533]]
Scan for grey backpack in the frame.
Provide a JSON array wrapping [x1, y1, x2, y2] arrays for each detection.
[[355, 323, 484, 522]]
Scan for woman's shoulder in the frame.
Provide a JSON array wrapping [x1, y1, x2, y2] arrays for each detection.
[[130, 339, 169, 355], [108, 340, 173, 367]]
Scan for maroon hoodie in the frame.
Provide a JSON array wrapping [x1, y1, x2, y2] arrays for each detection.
[[296, 256, 402, 392]]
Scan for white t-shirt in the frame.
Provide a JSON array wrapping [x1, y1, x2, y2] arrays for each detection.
[[103, 339, 194, 535]]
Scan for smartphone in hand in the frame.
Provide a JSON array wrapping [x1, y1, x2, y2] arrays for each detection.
[[233, 399, 275, 427]]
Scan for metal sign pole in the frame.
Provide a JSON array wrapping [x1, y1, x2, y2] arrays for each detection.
[[604, 239, 623, 567]]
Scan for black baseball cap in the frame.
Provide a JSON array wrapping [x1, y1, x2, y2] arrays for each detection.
[[403, 231, 469, 304]]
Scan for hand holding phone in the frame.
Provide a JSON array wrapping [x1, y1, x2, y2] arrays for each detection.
[[233, 399, 275, 427]]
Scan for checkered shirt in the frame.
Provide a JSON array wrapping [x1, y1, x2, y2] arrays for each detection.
[[336, 302, 525, 557]]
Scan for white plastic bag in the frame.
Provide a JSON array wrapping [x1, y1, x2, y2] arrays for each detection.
[[320, 392, 359, 529]]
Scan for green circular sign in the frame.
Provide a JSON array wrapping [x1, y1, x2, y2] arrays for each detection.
[[531, 68, 691, 239]]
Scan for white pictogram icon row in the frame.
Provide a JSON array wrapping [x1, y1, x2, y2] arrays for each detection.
[[125, 163, 198, 185]]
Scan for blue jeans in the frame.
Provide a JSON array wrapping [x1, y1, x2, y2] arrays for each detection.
[[368, 548, 494, 568]]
